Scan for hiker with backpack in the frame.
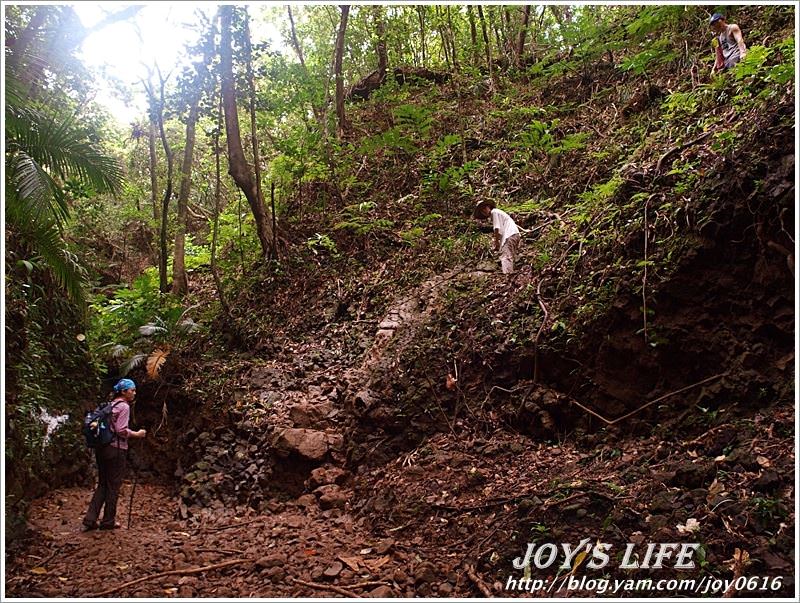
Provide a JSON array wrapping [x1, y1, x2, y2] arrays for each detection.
[[82, 378, 146, 531]]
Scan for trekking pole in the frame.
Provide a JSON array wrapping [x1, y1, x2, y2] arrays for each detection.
[[127, 443, 139, 529], [127, 403, 140, 529]]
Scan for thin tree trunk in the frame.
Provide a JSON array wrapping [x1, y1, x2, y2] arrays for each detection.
[[7, 7, 47, 72], [467, 6, 479, 68], [148, 120, 159, 222], [150, 69, 174, 294], [334, 5, 350, 138], [437, 7, 451, 70], [210, 91, 230, 317], [373, 5, 388, 77], [243, 8, 269, 259], [288, 6, 322, 124], [417, 6, 426, 67], [287, 6, 306, 69], [477, 6, 493, 82], [516, 5, 532, 67], [490, 8, 503, 60], [171, 96, 198, 296], [446, 6, 459, 72], [531, 6, 547, 61], [219, 5, 274, 258]]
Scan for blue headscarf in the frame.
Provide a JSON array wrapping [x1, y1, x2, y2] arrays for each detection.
[[113, 378, 136, 393]]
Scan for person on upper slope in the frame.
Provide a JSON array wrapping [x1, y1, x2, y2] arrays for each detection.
[[473, 200, 521, 274], [710, 13, 747, 74]]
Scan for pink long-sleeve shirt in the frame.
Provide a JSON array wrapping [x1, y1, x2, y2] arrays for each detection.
[[109, 399, 133, 450]]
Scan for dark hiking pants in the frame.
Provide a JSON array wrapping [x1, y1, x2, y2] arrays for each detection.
[[83, 445, 127, 528]]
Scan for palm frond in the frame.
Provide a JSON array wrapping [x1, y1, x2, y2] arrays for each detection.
[[6, 213, 88, 306], [6, 104, 124, 198], [5, 65, 125, 308], [120, 353, 147, 375], [7, 150, 69, 228]]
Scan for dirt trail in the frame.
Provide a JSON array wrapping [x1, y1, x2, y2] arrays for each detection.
[[5, 273, 795, 598], [6, 397, 794, 598]]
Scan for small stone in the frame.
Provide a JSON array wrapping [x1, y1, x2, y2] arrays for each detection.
[[297, 494, 317, 508], [368, 585, 394, 597], [752, 470, 781, 492], [438, 582, 453, 595], [310, 566, 324, 581], [255, 552, 287, 569], [315, 484, 348, 510], [375, 538, 395, 554], [265, 566, 286, 581], [323, 561, 343, 579], [309, 466, 349, 488], [414, 561, 437, 584]]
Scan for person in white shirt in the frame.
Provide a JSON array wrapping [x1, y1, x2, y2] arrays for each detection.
[[473, 200, 521, 273]]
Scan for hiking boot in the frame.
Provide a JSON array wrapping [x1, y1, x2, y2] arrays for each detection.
[[81, 522, 98, 532], [99, 522, 122, 530]]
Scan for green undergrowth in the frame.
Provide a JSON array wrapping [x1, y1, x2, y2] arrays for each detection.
[[177, 8, 794, 429]]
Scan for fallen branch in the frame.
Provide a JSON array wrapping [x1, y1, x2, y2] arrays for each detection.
[[532, 278, 550, 383], [202, 517, 263, 533], [195, 547, 245, 556], [569, 372, 727, 426], [342, 580, 392, 590], [290, 577, 362, 598], [465, 564, 493, 597], [89, 558, 247, 597], [655, 131, 711, 173]]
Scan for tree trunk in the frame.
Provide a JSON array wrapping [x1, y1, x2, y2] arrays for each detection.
[[171, 96, 198, 296], [490, 8, 503, 59], [446, 6, 459, 72], [530, 6, 547, 61], [373, 6, 388, 78], [155, 72, 174, 294], [437, 7, 451, 70], [286, 6, 306, 69], [334, 5, 350, 138], [516, 5, 532, 67], [467, 6, 479, 67], [142, 71, 173, 293], [243, 8, 269, 259], [417, 6, 426, 67], [288, 6, 323, 124], [148, 120, 159, 222], [219, 5, 274, 258], [210, 92, 231, 317], [503, 7, 513, 57], [7, 7, 47, 72], [477, 6, 493, 81]]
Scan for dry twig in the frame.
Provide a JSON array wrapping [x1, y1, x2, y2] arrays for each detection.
[[89, 558, 247, 597], [465, 564, 493, 597], [290, 577, 362, 598], [568, 372, 726, 426]]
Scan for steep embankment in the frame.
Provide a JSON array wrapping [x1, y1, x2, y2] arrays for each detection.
[[7, 7, 795, 598]]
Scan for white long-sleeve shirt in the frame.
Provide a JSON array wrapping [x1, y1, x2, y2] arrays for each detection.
[[491, 208, 520, 248]]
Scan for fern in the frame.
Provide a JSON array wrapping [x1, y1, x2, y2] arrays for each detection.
[[549, 132, 590, 156], [393, 104, 433, 137]]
